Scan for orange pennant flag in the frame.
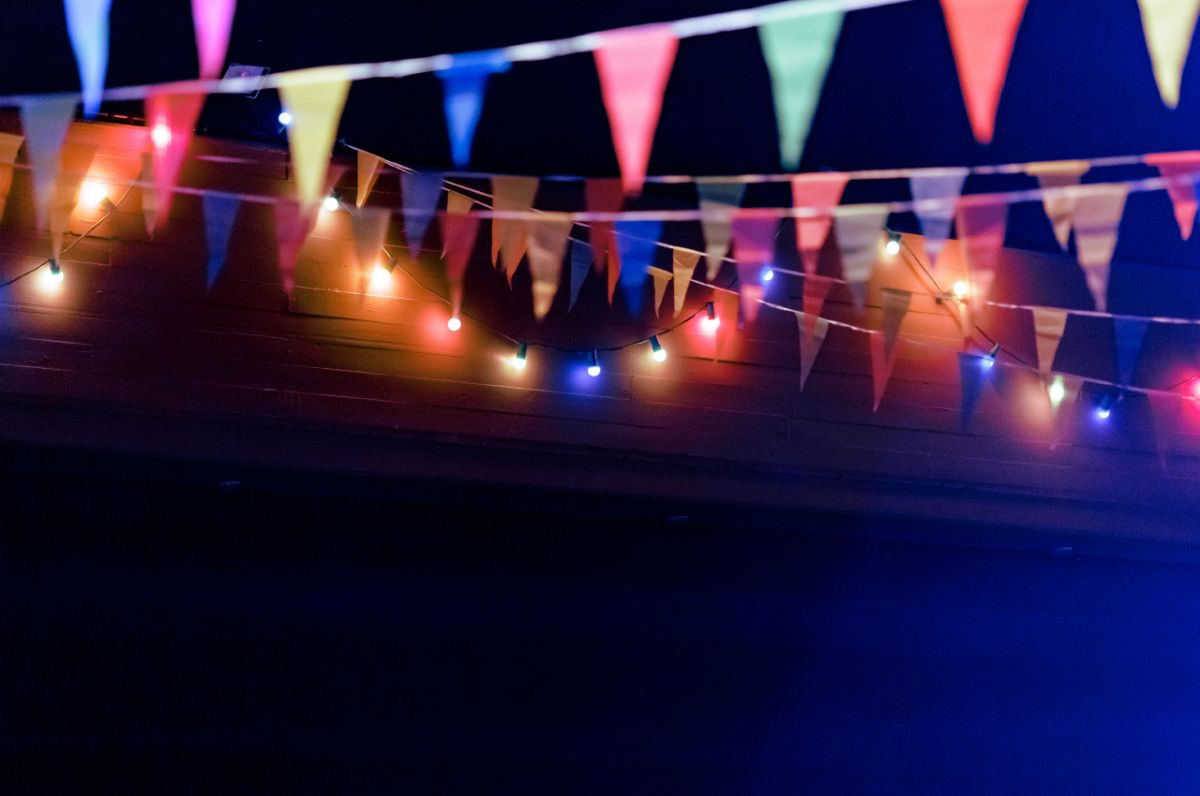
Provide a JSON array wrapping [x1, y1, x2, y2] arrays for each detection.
[[356, 150, 383, 208], [671, 248, 700, 316], [1031, 307, 1067, 373], [648, 266, 673, 318], [1073, 184, 1128, 312], [1145, 151, 1200, 239], [939, 0, 1028, 143], [526, 214, 573, 319], [273, 200, 317, 298], [491, 175, 538, 281], [278, 66, 352, 210], [1026, 160, 1089, 249], [793, 172, 849, 276], [796, 312, 829, 390], [0, 132, 23, 222], [593, 25, 678, 195]]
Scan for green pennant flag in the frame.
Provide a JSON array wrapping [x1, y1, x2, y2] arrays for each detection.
[[758, 6, 843, 171]]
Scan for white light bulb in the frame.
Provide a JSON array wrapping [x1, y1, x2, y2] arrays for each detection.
[[652, 348, 667, 362], [278, 110, 293, 126], [761, 266, 775, 282], [322, 195, 340, 213], [587, 364, 601, 377], [952, 280, 970, 300], [80, 180, 109, 209], [1048, 378, 1066, 407], [885, 238, 901, 256], [151, 123, 172, 148], [447, 316, 462, 332]]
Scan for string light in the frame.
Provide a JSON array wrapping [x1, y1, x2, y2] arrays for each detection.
[[1095, 393, 1113, 421], [447, 316, 462, 332], [700, 301, 720, 334], [649, 335, 667, 362], [80, 180, 110, 209], [277, 110, 293, 126], [322, 193, 340, 213], [511, 342, 528, 370], [151, 123, 172, 148], [760, 266, 775, 282], [587, 350, 601, 377], [1048, 376, 1066, 407], [885, 231, 901, 256], [47, 259, 63, 283], [982, 342, 1000, 369], [951, 280, 970, 300]]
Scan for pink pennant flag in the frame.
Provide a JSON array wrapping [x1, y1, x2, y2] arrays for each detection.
[[441, 190, 480, 318], [731, 213, 777, 324], [145, 91, 205, 236], [1145, 151, 1200, 239], [801, 275, 834, 349], [796, 313, 829, 390], [274, 200, 317, 297], [1026, 160, 1089, 249], [869, 332, 896, 412], [671, 248, 700, 316], [910, 168, 967, 268], [350, 205, 391, 295], [833, 204, 888, 310], [1073, 184, 1128, 312], [939, 0, 1029, 143], [192, 0, 237, 80], [793, 172, 849, 276], [955, 199, 1008, 310], [648, 267, 673, 318], [491, 175, 538, 281], [585, 178, 623, 273], [526, 214, 573, 319], [594, 25, 678, 195]]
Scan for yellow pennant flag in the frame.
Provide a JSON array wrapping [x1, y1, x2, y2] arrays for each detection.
[[1137, 0, 1200, 108], [526, 214, 573, 319], [648, 266, 672, 317], [278, 66, 352, 209], [0, 132, 23, 221], [1026, 160, 1089, 249], [671, 248, 700, 316], [356, 149, 383, 208]]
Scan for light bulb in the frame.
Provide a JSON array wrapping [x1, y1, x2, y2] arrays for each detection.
[[47, 260, 63, 283], [587, 350, 601, 377], [368, 264, 393, 293], [700, 301, 720, 334], [885, 232, 901, 256], [277, 110, 293, 126], [511, 343, 528, 370], [761, 266, 775, 283], [80, 180, 109, 209], [1048, 377, 1066, 407], [951, 280, 970, 300], [649, 335, 667, 362], [1095, 394, 1113, 421], [447, 316, 462, 332], [151, 123, 172, 148], [322, 194, 340, 213]]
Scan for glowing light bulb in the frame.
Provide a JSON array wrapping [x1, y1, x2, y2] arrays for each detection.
[[511, 343, 528, 370], [1048, 377, 1066, 407], [151, 123, 172, 148], [885, 232, 901, 256], [47, 260, 63, 283], [80, 180, 109, 209], [447, 316, 462, 332], [1192, 378, 1200, 400], [322, 194, 340, 213], [368, 263, 393, 293], [951, 280, 970, 300], [761, 266, 775, 283], [587, 350, 601, 377], [700, 301, 720, 334], [649, 335, 667, 362], [277, 110, 293, 126], [981, 343, 1000, 369], [1095, 394, 1113, 421]]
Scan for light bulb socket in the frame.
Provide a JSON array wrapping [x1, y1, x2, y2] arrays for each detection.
[[98, 196, 117, 213], [587, 350, 601, 376], [705, 301, 716, 320], [381, 256, 398, 274], [649, 336, 663, 354], [986, 343, 1001, 361], [48, 260, 62, 277]]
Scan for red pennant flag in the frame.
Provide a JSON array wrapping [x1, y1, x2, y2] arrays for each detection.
[[593, 25, 678, 195], [955, 199, 1007, 311], [802, 275, 834, 348], [1145, 151, 1200, 239], [274, 200, 317, 298], [869, 332, 896, 412], [441, 190, 480, 318], [793, 172, 849, 276], [585, 178, 623, 274], [939, 0, 1028, 143]]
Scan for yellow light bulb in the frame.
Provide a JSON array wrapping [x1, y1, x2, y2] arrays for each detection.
[[80, 180, 109, 209]]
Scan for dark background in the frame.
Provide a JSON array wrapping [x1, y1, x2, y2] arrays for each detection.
[[5, 1, 1200, 792]]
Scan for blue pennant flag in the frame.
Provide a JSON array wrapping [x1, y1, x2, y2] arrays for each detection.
[[203, 193, 239, 289], [437, 49, 511, 167], [1114, 318, 1149, 386], [614, 220, 661, 314], [568, 239, 592, 312]]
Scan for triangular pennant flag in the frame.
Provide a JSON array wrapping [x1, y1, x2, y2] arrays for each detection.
[[955, 199, 1008, 310], [64, 0, 112, 117], [796, 312, 829, 390], [833, 204, 888, 310], [606, 244, 621, 305], [793, 172, 849, 276], [202, 193, 238, 289], [1026, 160, 1089, 249], [939, 0, 1028, 143], [19, 96, 78, 231], [648, 267, 673, 318], [278, 66, 352, 209], [594, 25, 678, 194], [869, 332, 896, 412], [731, 213, 777, 325], [356, 150, 383, 208], [437, 49, 511, 167], [1031, 307, 1067, 373], [1137, 0, 1200, 108], [526, 215, 573, 319], [48, 142, 96, 260], [401, 171, 443, 256], [139, 151, 157, 234], [697, 180, 746, 279], [192, 0, 237, 80], [145, 91, 205, 235], [735, 264, 766, 324], [568, 239, 591, 312], [441, 190, 480, 318], [958, 352, 990, 429], [1114, 317, 1149, 386], [1073, 184, 1128, 312], [613, 220, 661, 313], [714, 290, 739, 361], [1148, 392, 1183, 468], [491, 176, 539, 281], [1145, 151, 1200, 239], [273, 200, 317, 297], [910, 169, 967, 268], [350, 205, 391, 295], [584, 178, 622, 275], [801, 275, 834, 349], [0, 132, 23, 221], [1046, 373, 1082, 451], [758, 6, 844, 170], [880, 288, 912, 360], [671, 248, 700, 316]]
